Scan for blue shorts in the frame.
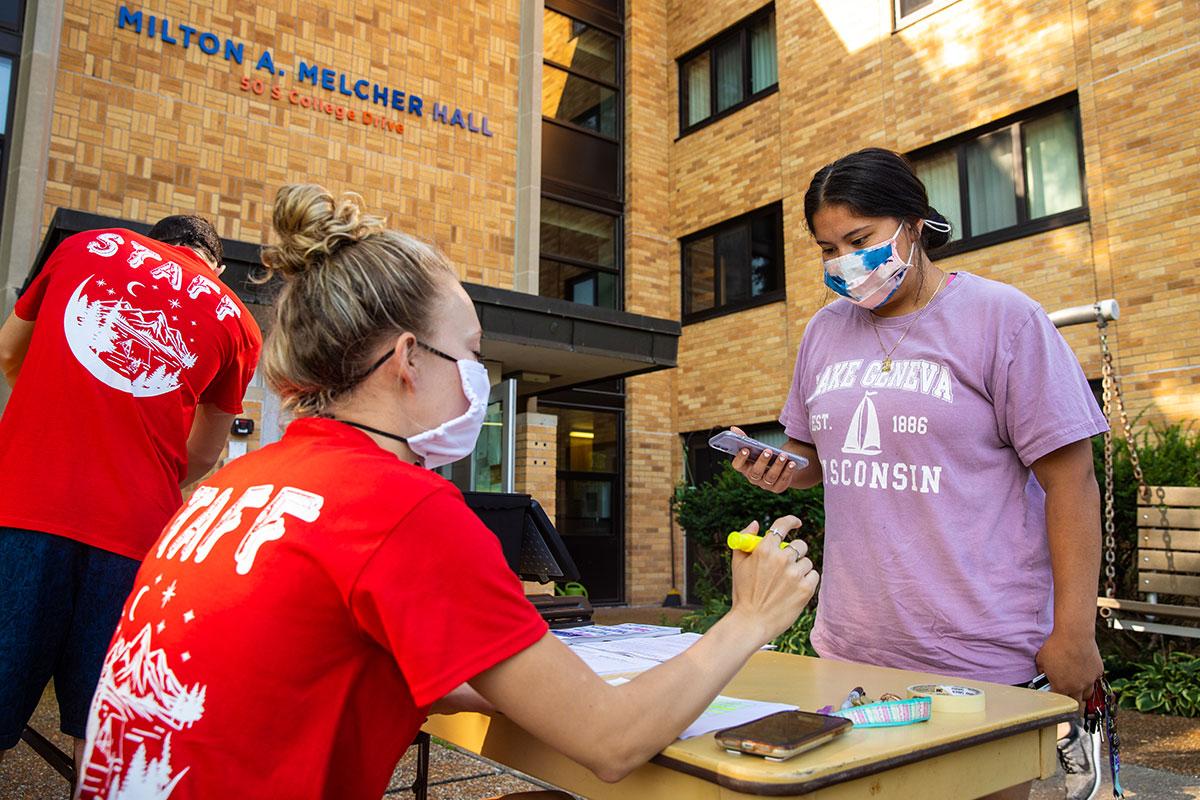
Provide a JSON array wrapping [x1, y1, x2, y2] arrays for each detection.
[[0, 528, 140, 747]]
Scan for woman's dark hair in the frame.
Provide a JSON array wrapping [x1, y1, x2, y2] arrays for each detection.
[[803, 148, 952, 251], [147, 214, 223, 265]]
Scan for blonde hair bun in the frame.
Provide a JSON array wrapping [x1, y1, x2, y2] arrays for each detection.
[[262, 184, 386, 277]]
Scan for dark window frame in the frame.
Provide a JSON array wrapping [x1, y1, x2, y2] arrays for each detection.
[[547, 0, 623, 36], [908, 93, 1089, 260], [540, 190, 625, 312], [0, 0, 25, 34], [0, 5, 25, 240], [893, 0, 960, 30], [681, 201, 785, 325], [676, 4, 777, 139], [542, 6, 623, 144]]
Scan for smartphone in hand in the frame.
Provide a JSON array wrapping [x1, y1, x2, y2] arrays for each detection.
[[708, 430, 809, 470]]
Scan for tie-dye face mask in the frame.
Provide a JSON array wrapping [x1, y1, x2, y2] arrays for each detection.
[[822, 223, 914, 309]]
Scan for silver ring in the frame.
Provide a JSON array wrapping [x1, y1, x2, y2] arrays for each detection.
[[766, 528, 784, 541], [786, 544, 802, 563]]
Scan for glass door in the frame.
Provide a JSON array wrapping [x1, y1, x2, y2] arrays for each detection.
[[550, 404, 624, 603]]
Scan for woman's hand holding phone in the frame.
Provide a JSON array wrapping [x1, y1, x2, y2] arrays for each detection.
[[730, 426, 799, 494]]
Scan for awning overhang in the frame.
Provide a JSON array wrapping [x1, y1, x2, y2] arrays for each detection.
[[30, 209, 680, 395]]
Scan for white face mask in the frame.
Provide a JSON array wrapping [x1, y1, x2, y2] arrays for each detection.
[[822, 223, 913, 309], [336, 340, 491, 469], [821, 218, 952, 309], [405, 357, 491, 469]]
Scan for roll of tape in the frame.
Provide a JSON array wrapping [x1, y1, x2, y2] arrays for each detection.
[[906, 684, 986, 714]]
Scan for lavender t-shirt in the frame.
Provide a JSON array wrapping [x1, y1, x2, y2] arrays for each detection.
[[780, 272, 1108, 684]]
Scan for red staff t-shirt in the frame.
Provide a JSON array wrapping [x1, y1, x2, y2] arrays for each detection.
[[75, 417, 549, 800], [0, 229, 261, 560]]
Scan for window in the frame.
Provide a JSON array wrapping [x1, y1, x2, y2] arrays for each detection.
[[540, 399, 626, 604], [542, 8, 620, 139], [894, 0, 956, 27], [0, 0, 23, 238], [682, 203, 784, 323], [539, 3, 623, 310], [539, 197, 620, 309], [897, 0, 936, 18], [909, 95, 1087, 257], [677, 5, 777, 136]]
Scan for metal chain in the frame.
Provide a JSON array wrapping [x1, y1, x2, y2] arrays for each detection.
[[1098, 319, 1148, 603]]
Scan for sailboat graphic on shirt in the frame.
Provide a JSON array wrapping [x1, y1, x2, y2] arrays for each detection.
[[842, 392, 882, 456]]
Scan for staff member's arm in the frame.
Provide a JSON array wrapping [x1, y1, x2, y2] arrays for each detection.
[[1031, 439, 1104, 702], [471, 517, 819, 783], [182, 404, 235, 487], [730, 426, 823, 492], [0, 313, 35, 387]]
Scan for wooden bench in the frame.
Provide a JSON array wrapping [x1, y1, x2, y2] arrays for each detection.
[[1097, 485, 1200, 639]]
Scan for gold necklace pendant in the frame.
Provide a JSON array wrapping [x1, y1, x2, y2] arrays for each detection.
[[869, 271, 946, 374]]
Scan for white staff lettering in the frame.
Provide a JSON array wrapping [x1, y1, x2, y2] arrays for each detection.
[[156, 485, 325, 574], [150, 260, 183, 290], [234, 488, 324, 575], [162, 488, 233, 561], [127, 240, 163, 269], [86, 233, 125, 258], [215, 295, 241, 322], [186, 275, 220, 301], [193, 484, 274, 563]]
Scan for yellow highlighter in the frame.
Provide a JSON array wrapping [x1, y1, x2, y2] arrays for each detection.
[[727, 531, 790, 553]]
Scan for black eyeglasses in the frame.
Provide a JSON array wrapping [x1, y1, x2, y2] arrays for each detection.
[[358, 340, 470, 382]]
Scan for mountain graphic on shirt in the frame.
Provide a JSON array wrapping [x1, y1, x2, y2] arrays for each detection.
[[64, 277, 197, 397], [77, 623, 206, 800], [96, 624, 206, 730]]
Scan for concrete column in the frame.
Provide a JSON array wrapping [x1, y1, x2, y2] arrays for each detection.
[[0, 0, 64, 409], [512, 0, 544, 295]]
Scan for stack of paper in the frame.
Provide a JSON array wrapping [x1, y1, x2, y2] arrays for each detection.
[[601, 676, 795, 740], [570, 648, 661, 676], [551, 623, 682, 644], [576, 632, 702, 662], [679, 696, 798, 740]]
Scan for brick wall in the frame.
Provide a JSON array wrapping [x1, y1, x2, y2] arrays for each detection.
[[635, 0, 1200, 601], [624, 0, 681, 604], [45, 0, 525, 475], [47, 0, 522, 289], [665, 0, 1199, 432], [515, 411, 558, 519]]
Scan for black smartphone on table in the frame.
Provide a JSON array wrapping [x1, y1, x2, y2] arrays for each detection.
[[714, 710, 852, 760]]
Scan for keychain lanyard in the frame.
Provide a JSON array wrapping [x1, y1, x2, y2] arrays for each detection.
[[1028, 673, 1124, 798]]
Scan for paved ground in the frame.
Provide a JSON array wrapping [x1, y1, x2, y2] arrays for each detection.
[[0, 693, 555, 799], [3, 605, 1197, 799]]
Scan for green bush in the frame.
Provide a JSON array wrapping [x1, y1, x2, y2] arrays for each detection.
[[1091, 420, 1200, 601], [673, 462, 825, 602], [680, 596, 818, 657], [1109, 651, 1200, 717], [674, 462, 825, 654]]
